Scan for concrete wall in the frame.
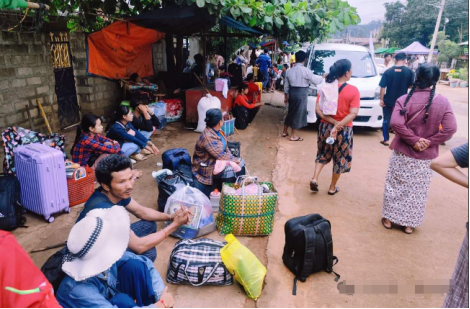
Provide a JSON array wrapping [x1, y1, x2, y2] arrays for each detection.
[[70, 33, 121, 118], [153, 39, 167, 72], [0, 31, 58, 133]]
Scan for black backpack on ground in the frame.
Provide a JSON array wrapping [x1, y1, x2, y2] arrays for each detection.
[[282, 214, 339, 295], [232, 105, 249, 130], [41, 246, 68, 292], [0, 173, 27, 231]]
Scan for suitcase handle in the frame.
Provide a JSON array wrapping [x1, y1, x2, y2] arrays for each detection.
[[15, 151, 33, 161]]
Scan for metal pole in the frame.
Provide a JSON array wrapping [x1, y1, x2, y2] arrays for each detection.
[[427, 0, 446, 63]]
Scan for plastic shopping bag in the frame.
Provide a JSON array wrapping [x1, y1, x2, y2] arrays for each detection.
[[164, 185, 215, 239], [220, 234, 267, 300]]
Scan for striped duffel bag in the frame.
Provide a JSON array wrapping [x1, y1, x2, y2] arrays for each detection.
[[166, 238, 233, 286]]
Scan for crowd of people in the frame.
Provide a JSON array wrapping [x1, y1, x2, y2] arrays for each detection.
[[2, 43, 467, 308]]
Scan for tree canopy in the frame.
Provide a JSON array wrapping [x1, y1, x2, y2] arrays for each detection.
[[380, 0, 469, 48], [49, 0, 360, 42]]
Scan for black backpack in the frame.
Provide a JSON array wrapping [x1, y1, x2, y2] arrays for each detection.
[[0, 173, 27, 231], [232, 105, 249, 130], [282, 214, 339, 295]]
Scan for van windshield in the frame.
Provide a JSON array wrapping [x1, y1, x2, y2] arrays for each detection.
[[309, 50, 377, 78]]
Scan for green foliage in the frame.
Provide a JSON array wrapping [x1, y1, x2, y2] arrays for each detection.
[[437, 39, 462, 63], [448, 68, 468, 81], [49, 0, 360, 42], [380, 0, 469, 47]]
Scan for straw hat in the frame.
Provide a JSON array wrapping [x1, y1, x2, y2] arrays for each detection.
[[62, 206, 130, 281]]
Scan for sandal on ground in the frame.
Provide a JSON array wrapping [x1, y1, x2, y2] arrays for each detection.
[[310, 181, 319, 193], [282, 132, 288, 137], [130, 153, 147, 162], [290, 137, 304, 141], [403, 226, 414, 234], [141, 148, 152, 155], [380, 141, 390, 146], [328, 187, 340, 195], [132, 170, 143, 179], [381, 218, 392, 229]]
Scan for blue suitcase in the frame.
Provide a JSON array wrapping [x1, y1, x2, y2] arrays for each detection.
[[162, 148, 192, 171]]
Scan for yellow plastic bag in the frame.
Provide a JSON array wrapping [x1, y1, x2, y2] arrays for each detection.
[[220, 234, 267, 300]]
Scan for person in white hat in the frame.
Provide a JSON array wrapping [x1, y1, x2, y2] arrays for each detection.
[[77, 154, 190, 262], [56, 206, 174, 308]]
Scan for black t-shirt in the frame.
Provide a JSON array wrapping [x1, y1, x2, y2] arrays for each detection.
[[451, 143, 469, 168], [379, 66, 415, 107]]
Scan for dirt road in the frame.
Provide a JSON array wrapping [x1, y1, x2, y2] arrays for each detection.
[[13, 84, 468, 308]]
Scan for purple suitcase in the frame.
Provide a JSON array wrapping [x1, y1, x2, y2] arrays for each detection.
[[14, 144, 70, 222]]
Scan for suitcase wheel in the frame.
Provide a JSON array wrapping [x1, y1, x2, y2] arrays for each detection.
[[47, 216, 55, 223]]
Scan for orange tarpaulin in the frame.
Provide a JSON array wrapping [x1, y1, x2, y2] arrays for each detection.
[[87, 21, 165, 80]]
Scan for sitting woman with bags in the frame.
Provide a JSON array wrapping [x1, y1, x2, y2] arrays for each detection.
[[232, 83, 264, 130], [192, 109, 246, 197]]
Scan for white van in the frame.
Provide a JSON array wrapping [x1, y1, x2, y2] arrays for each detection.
[[305, 43, 383, 128]]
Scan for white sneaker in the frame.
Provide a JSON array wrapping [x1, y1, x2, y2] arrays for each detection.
[[130, 159, 137, 164]]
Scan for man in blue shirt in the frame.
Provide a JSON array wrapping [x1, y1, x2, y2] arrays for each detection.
[[77, 155, 189, 262], [57, 206, 174, 308], [256, 48, 272, 91]]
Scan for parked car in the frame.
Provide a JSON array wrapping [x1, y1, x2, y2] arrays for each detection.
[[305, 43, 383, 128], [375, 57, 386, 75]]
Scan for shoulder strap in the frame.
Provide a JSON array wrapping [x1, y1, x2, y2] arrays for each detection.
[[300, 226, 316, 280], [317, 224, 340, 281], [338, 83, 348, 94]]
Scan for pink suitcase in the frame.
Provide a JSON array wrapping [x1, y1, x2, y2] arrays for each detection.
[[14, 144, 70, 223]]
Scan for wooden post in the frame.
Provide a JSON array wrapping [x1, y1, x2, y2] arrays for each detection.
[[25, 104, 34, 131], [37, 99, 52, 135]]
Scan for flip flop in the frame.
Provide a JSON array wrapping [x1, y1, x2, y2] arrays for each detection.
[[381, 218, 392, 229], [290, 137, 304, 141], [403, 227, 414, 234], [310, 181, 319, 193], [132, 170, 143, 179], [130, 153, 147, 162], [380, 141, 390, 146], [282, 133, 288, 137], [328, 187, 340, 195]]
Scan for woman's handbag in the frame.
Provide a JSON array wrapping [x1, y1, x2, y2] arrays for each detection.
[[217, 176, 277, 236]]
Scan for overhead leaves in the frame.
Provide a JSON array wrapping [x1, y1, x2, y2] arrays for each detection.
[[50, 0, 360, 43]]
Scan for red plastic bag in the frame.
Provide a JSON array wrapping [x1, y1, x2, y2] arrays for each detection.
[[0, 231, 61, 308]]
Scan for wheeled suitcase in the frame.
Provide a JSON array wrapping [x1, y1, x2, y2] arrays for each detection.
[[162, 148, 192, 171], [14, 144, 70, 222]]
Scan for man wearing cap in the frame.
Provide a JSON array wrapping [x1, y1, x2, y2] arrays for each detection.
[[56, 206, 174, 308], [78, 155, 189, 262]]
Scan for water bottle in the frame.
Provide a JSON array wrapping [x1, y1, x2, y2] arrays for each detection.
[[326, 137, 335, 145]]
